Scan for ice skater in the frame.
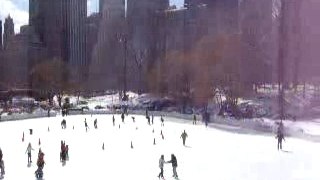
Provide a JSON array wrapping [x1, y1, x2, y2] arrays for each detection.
[[152, 115, 154, 124], [158, 155, 165, 179], [276, 123, 285, 150], [193, 114, 197, 125], [60, 141, 67, 162], [0, 148, 4, 177], [180, 130, 188, 146], [94, 119, 98, 129], [121, 113, 125, 123], [84, 119, 89, 132], [167, 154, 178, 178], [112, 115, 115, 126], [61, 119, 67, 129], [25, 143, 34, 164], [147, 115, 151, 125], [132, 116, 135, 123], [35, 149, 45, 179], [160, 116, 164, 126], [161, 130, 164, 140]]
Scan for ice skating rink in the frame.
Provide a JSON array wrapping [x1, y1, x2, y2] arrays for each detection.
[[0, 114, 320, 180]]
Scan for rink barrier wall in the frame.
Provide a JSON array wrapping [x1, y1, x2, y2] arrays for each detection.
[[2, 109, 319, 142], [0, 111, 57, 122]]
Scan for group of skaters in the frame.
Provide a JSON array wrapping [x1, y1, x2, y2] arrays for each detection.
[[35, 148, 45, 178], [0, 110, 287, 179], [25, 142, 46, 178], [158, 154, 179, 179]]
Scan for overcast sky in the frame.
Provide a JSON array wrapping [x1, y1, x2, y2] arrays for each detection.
[[0, 0, 184, 33]]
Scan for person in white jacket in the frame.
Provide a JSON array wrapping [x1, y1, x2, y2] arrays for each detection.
[[25, 143, 34, 163], [158, 155, 165, 179]]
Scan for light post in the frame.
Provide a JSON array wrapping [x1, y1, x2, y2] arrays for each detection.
[[117, 23, 128, 101]]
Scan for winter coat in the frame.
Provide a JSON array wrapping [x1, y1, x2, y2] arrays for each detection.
[[26, 145, 34, 154], [181, 132, 188, 140], [159, 158, 165, 168], [276, 133, 285, 141], [0, 149, 3, 161], [168, 156, 178, 167]]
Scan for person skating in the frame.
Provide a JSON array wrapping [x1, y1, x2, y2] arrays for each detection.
[[84, 119, 89, 132], [152, 115, 154, 125], [167, 154, 178, 178], [193, 114, 196, 125], [61, 119, 67, 129], [161, 130, 164, 140], [35, 149, 45, 179], [158, 155, 165, 179], [160, 116, 164, 126], [132, 116, 135, 123], [121, 113, 125, 123], [112, 115, 115, 126], [0, 148, 4, 176], [276, 123, 285, 150], [180, 130, 188, 146], [94, 119, 98, 129], [25, 143, 34, 164], [60, 141, 67, 162], [147, 116, 151, 125]]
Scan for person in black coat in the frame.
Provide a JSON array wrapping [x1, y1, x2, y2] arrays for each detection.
[[166, 154, 178, 178], [94, 119, 98, 129], [0, 148, 4, 176], [180, 130, 188, 146], [276, 125, 285, 150], [121, 113, 125, 123]]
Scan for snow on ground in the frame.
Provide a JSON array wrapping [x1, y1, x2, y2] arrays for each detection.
[[0, 115, 320, 180]]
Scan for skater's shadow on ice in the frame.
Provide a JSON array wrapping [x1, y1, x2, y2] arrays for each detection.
[[185, 145, 192, 148], [281, 149, 293, 153], [27, 163, 32, 168]]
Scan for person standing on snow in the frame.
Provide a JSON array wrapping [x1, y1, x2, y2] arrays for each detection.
[[25, 143, 34, 163], [158, 155, 165, 179], [180, 130, 188, 146], [167, 154, 178, 178]]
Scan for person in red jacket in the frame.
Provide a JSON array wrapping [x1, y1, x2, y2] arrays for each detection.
[[35, 149, 45, 178]]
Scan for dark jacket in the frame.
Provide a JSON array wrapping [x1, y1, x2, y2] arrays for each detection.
[[0, 149, 3, 161], [168, 155, 178, 167]]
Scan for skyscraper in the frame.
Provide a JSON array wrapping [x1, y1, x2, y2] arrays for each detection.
[[28, 0, 87, 83], [99, 0, 105, 14], [0, 20, 2, 50], [3, 15, 14, 50], [65, 0, 87, 82]]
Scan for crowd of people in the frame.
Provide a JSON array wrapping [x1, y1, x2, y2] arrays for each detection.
[[0, 108, 287, 179]]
